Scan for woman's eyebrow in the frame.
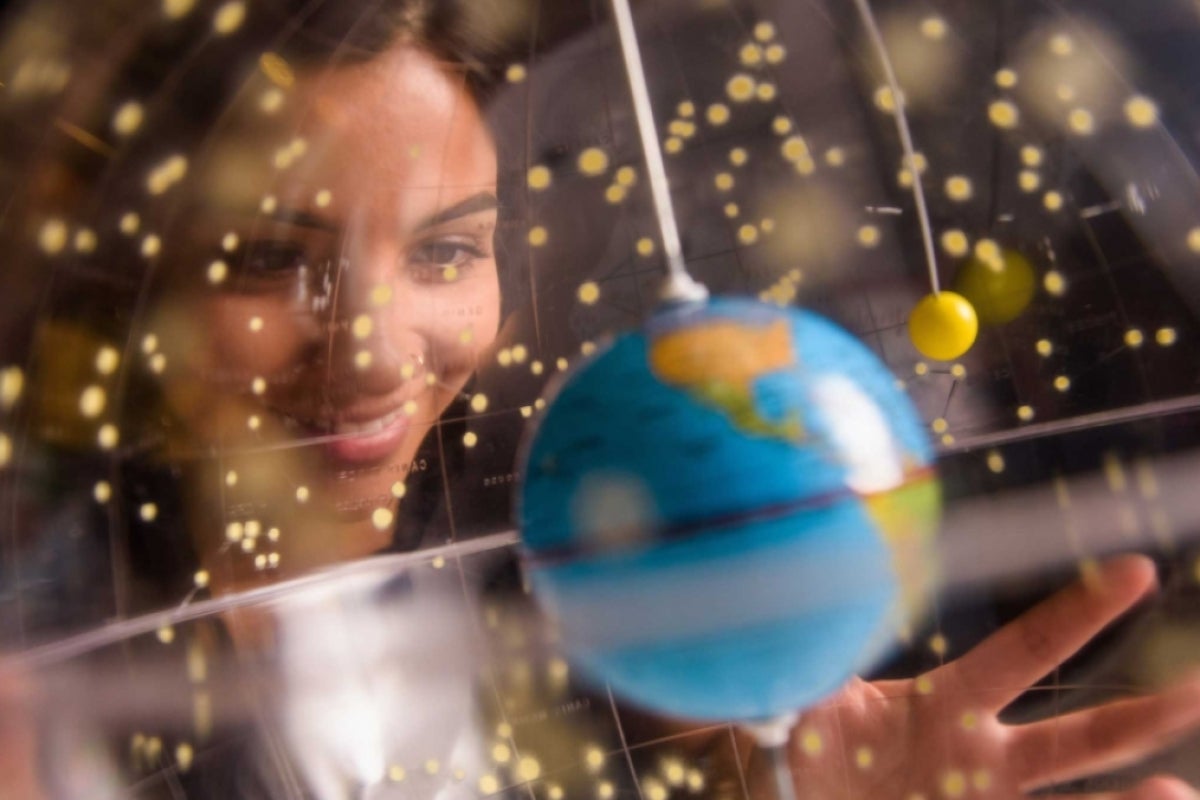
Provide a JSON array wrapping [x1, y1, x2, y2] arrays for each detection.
[[263, 206, 339, 232], [416, 191, 498, 229]]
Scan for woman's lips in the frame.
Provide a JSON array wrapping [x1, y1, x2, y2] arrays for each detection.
[[283, 405, 415, 464]]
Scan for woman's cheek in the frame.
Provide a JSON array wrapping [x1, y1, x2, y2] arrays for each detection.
[[201, 295, 313, 378], [426, 268, 501, 382]]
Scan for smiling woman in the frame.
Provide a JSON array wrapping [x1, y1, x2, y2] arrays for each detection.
[[154, 40, 503, 586]]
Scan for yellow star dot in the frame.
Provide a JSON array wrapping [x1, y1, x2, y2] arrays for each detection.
[[1044, 270, 1066, 296], [112, 101, 145, 136], [1187, 227, 1200, 253], [726, 73, 756, 102], [516, 757, 541, 782], [371, 507, 394, 531], [942, 770, 967, 798], [1125, 95, 1158, 128], [920, 16, 947, 39], [1068, 108, 1095, 135], [1049, 33, 1074, 56], [212, 1, 245, 35], [79, 385, 106, 418], [207, 260, 228, 284], [988, 100, 1019, 128], [527, 165, 551, 190], [98, 424, 119, 449], [941, 229, 969, 257], [578, 148, 609, 176], [945, 176, 973, 202], [874, 86, 898, 112]]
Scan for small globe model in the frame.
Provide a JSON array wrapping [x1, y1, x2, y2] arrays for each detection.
[[518, 298, 940, 722]]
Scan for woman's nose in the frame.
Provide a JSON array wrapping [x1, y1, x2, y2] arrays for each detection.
[[323, 248, 425, 397]]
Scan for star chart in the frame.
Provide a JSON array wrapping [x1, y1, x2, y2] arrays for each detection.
[[1, 0, 1199, 798]]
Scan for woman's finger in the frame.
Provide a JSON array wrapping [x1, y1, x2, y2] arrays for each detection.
[[1011, 676, 1200, 791], [945, 555, 1157, 711]]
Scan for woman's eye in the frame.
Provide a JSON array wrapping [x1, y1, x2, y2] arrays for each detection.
[[239, 241, 309, 275], [408, 238, 485, 275]]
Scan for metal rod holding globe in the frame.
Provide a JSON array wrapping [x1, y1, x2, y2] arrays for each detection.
[[514, 2, 943, 799]]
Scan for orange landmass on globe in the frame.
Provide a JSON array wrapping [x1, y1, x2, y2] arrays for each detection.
[[648, 318, 804, 441]]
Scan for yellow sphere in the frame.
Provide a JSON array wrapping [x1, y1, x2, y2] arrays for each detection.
[[952, 249, 1035, 325], [908, 291, 979, 361]]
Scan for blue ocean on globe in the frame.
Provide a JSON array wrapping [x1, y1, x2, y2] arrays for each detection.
[[518, 297, 939, 722]]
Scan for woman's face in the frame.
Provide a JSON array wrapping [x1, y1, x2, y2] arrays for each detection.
[[161, 45, 500, 575]]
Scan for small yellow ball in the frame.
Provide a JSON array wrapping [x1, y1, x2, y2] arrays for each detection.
[[908, 292, 979, 361]]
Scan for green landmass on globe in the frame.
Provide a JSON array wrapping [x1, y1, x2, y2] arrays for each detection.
[[647, 317, 805, 443]]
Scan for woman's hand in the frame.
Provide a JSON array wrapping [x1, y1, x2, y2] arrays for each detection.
[[750, 555, 1200, 799]]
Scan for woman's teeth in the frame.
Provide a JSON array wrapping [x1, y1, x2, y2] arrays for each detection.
[[335, 407, 406, 436], [282, 406, 410, 436]]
